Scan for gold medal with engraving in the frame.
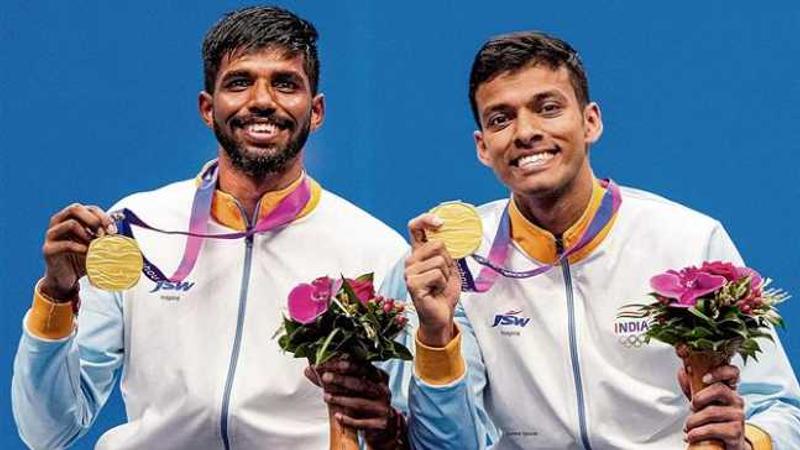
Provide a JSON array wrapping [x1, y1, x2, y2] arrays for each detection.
[[427, 201, 483, 259], [85, 235, 143, 291]]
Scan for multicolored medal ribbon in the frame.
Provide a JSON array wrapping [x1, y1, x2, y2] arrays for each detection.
[[86, 161, 312, 291], [458, 179, 622, 293]]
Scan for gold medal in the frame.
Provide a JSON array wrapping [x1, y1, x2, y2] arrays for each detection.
[[427, 201, 483, 259], [85, 235, 143, 291]]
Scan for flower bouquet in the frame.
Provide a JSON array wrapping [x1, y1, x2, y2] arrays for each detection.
[[618, 261, 788, 450], [277, 273, 412, 450]]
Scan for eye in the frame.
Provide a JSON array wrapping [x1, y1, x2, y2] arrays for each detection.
[[274, 79, 299, 92], [225, 78, 251, 90], [540, 101, 563, 116], [487, 113, 510, 129]]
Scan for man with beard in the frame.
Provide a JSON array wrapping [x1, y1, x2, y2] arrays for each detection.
[[12, 6, 408, 449]]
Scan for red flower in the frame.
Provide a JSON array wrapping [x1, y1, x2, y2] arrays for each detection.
[[346, 276, 375, 306], [700, 261, 740, 282]]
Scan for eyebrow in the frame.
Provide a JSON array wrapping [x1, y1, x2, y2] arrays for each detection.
[[219, 70, 252, 83], [482, 89, 567, 119]]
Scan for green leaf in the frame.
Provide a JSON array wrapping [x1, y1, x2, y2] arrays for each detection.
[[314, 328, 341, 365]]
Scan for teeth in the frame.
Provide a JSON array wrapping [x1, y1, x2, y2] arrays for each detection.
[[246, 123, 277, 134], [517, 152, 555, 168]]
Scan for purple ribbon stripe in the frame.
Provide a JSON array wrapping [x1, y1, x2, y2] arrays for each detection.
[[117, 161, 312, 284], [461, 180, 622, 293]]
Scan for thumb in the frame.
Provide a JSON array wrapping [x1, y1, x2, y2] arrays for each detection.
[[407, 213, 443, 249]]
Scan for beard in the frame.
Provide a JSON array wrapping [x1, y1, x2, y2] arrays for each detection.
[[213, 113, 311, 179]]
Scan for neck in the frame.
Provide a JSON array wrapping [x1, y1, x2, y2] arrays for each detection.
[[513, 171, 595, 238], [216, 151, 304, 219]]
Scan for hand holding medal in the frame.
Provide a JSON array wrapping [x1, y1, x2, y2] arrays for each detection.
[[40, 203, 120, 301], [405, 201, 482, 347]]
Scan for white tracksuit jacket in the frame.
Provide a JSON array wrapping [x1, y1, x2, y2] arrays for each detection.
[[387, 184, 800, 449], [12, 173, 408, 449]]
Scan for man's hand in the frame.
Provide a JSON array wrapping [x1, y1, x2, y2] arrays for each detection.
[[41, 203, 115, 301], [305, 358, 405, 449], [678, 364, 751, 450], [405, 213, 461, 347]]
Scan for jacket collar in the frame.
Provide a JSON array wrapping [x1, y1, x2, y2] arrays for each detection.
[[509, 178, 618, 264]]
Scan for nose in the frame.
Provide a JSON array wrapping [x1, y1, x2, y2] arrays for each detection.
[[513, 109, 544, 148], [248, 80, 277, 112]]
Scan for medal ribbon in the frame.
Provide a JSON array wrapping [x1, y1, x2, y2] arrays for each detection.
[[459, 179, 622, 293], [116, 161, 312, 284]]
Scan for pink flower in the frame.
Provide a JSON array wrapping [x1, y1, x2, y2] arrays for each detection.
[[700, 261, 740, 282], [650, 267, 727, 308], [311, 277, 334, 303], [288, 277, 336, 324], [347, 277, 375, 306]]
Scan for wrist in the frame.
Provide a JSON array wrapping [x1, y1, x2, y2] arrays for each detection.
[[418, 322, 455, 348], [40, 277, 79, 303]]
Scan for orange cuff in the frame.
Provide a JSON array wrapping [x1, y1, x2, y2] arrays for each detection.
[[414, 326, 466, 385], [26, 281, 76, 340], [745, 423, 772, 450]]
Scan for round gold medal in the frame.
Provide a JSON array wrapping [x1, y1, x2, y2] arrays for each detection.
[[427, 201, 483, 259], [85, 235, 143, 291]]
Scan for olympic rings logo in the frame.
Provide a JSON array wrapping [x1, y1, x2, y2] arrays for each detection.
[[618, 334, 647, 348]]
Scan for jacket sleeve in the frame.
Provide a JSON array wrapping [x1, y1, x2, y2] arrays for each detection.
[[12, 277, 124, 449], [706, 223, 800, 449], [378, 259, 500, 450]]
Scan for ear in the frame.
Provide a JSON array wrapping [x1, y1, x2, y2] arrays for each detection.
[[583, 102, 603, 145], [309, 93, 325, 132], [198, 91, 214, 129], [474, 130, 492, 168]]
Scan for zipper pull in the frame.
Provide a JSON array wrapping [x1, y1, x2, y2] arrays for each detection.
[[555, 236, 565, 256]]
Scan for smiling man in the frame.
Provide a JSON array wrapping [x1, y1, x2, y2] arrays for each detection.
[[12, 6, 408, 449], [396, 32, 800, 449]]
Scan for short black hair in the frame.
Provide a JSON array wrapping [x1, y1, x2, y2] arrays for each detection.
[[468, 31, 589, 127], [202, 6, 320, 95]]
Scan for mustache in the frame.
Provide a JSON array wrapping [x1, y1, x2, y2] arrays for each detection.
[[230, 111, 293, 130]]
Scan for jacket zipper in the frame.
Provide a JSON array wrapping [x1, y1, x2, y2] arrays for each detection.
[[220, 218, 255, 450], [557, 237, 592, 450]]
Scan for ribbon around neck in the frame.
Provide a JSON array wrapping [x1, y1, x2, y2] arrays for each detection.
[[115, 161, 312, 284], [459, 179, 622, 293]]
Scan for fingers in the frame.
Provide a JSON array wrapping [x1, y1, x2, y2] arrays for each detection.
[[685, 405, 745, 432], [42, 240, 89, 258], [319, 371, 389, 398], [325, 393, 390, 417], [49, 203, 114, 237], [407, 213, 444, 249], [703, 365, 740, 389], [46, 219, 96, 245], [692, 382, 744, 411], [313, 359, 385, 383], [335, 412, 391, 431], [685, 412, 745, 447]]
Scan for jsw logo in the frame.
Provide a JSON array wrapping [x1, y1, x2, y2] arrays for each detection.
[[491, 309, 531, 328], [150, 280, 195, 293]]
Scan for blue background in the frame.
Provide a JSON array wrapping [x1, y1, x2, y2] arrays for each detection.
[[2, 1, 798, 448]]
